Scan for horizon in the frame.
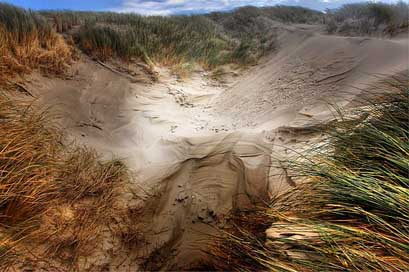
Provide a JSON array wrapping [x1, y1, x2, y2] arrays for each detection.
[[1, 0, 404, 15]]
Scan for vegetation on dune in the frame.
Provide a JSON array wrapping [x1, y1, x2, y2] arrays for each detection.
[[75, 16, 231, 68], [208, 6, 323, 64], [207, 75, 409, 271], [72, 13, 264, 67], [40, 5, 323, 69], [0, 6, 139, 269], [37, 2, 408, 66], [262, 5, 323, 24], [0, 3, 73, 87], [1, 2, 406, 77], [0, 93, 133, 269], [325, 1, 409, 36]]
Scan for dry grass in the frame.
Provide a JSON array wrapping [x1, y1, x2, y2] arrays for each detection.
[[0, 97, 61, 224], [0, 94, 133, 270], [0, 3, 73, 88], [206, 75, 409, 271], [0, 5, 143, 270]]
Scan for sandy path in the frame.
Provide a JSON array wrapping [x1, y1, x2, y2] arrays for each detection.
[[27, 58, 274, 269], [116, 68, 274, 269]]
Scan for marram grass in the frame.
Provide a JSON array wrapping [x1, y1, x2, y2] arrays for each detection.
[[0, 95, 130, 269], [42, 5, 323, 69], [0, 3, 73, 88]]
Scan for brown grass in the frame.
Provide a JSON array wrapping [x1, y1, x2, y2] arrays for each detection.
[[0, 27, 72, 80], [0, 5, 142, 270], [0, 10, 73, 88], [0, 94, 134, 270]]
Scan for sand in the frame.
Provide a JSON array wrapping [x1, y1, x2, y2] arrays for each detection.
[[24, 24, 408, 270]]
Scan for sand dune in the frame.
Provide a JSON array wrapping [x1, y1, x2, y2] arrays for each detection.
[[24, 24, 408, 269], [214, 24, 408, 131]]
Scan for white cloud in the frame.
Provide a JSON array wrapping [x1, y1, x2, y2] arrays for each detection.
[[114, 0, 376, 15], [115, 0, 284, 15]]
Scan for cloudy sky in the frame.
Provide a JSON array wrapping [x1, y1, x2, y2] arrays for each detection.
[[2, 0, 400, 14]]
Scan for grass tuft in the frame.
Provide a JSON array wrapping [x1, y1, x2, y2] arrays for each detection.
[[0, 3, 73, 88], [0, 93, 131, 270]]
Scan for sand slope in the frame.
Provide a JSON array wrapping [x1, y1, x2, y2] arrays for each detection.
[[214, 24, 408, 131], [24, 24, 408, 270]]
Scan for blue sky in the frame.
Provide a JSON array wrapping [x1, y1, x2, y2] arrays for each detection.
[[1, 0, 401, 15]]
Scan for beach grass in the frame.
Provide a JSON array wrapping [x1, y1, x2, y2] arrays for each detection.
[[0, 94, 131, 268], [0, 3, 73, 88]]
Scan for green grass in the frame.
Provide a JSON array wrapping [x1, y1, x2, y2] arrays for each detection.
[[39, 5, 323, 69], [75, 16, 231, 67], [207, 75, 409, 271], [73, 14, 245, 67], [0, 2, 52, 42]]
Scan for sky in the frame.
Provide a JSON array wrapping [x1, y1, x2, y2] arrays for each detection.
[[1, 0, 402, 15]]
